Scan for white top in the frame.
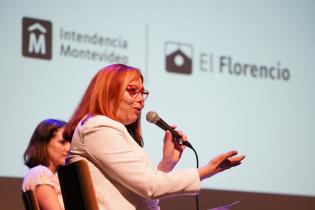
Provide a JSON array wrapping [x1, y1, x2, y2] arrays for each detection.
[[22, 165, 64, 210], [68, 115, 200, 210]]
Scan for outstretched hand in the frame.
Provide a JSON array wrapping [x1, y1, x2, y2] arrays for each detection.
[[199, 150, 245, 180], [158, 128, 187, 172]]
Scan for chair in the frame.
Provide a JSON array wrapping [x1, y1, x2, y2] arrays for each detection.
[[57, 160, 98, 210], [22, 190, 40, 210]]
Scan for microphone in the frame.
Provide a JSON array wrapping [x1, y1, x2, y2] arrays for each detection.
[[146, 111, 192, 148]]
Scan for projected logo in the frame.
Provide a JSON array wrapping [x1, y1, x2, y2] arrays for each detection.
[[22, 17, 52, 60], [165, 41, 193, 74]]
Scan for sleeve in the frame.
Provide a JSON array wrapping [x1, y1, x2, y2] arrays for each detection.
[[22, 166, 56, 192], [82, 121, 200, 199]]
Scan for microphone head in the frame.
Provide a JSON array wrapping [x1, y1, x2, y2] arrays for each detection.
[[146, 111, 160, 124]]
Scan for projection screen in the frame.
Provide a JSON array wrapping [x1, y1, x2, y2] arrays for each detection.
[[0, 0, 314, 198]]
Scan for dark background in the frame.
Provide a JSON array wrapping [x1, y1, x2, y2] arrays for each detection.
[[3, 177, 315, 210]]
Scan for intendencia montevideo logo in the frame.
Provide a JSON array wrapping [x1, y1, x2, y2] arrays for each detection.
[[22, 17, 52, 60]]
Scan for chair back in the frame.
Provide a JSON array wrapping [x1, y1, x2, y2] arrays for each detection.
[[22, 190, 40, 210], [57, 160, 98, 210]]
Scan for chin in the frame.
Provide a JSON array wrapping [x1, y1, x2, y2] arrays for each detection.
[[125, 116, 138, 125]]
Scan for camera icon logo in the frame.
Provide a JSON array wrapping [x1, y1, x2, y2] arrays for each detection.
[[165, 41, 193, 74]]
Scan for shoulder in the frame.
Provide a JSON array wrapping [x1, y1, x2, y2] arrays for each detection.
[[22, 165, 57, 192], [79, 115, 126, 134], [85, 115, 123, 127], [25, 165, 54, 178]]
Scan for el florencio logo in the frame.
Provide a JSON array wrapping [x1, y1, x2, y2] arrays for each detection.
[[165, 41, 193, 74], [22, 17, 52, 60], [164, 40, 291, 81]]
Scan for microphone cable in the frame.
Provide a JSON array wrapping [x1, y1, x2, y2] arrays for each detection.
[[185, 143, 200, 210]]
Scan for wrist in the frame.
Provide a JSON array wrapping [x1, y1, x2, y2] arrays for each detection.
[[198, 166, 215, 181], [158, 159, 176, 172]]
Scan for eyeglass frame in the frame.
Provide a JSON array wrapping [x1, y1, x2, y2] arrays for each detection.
[[126, 85, 149, 101]]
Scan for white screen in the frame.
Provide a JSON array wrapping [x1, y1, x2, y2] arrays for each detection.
[[0, 0, 314, 197]]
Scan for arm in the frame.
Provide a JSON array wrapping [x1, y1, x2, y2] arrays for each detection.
[[83, 122, 200, 198], [35, 185, 62, 210]]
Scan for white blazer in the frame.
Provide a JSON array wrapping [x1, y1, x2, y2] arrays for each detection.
[[68, 115, 200, 210]]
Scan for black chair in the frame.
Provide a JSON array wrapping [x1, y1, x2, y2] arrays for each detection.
[[22, 190, 40, 210], [57, 160, 98, 210]]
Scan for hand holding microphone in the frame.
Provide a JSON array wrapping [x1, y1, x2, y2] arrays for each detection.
[[146, 111, 192, 148], [146, 111, 192, 172]]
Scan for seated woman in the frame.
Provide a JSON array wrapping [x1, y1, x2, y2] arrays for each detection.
[[22, 119, 70, 210], [63, 64, 245, 210]]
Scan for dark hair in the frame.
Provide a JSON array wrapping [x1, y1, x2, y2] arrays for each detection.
[[63, 64, 144, 146], [23, 119, 67, 168]]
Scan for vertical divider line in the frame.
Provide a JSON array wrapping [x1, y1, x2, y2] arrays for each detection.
[[145, 23, 149, 84]]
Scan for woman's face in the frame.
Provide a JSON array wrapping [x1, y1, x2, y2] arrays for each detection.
[[116, 77, 145, 125], [47, 127, 70, 172]]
